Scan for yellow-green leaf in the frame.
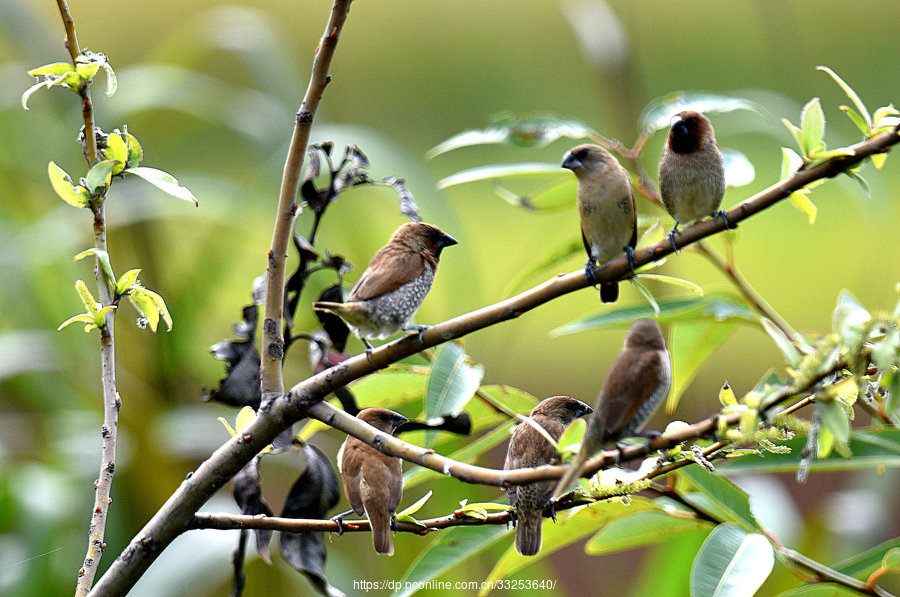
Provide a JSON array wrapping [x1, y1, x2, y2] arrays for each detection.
[[48, 161, 90, 208], [129, 291, 160, 332], [634, 273, 703, 296], [57, 313, 98, 331], [719, 381, 737, 407], [398, 491, 433, 517], [28, 62, 75, 77], [115, 268, 142, 295], [800, 97, 825, 157], [75, 61, 100, 83], [106, 133, 128, 175], [788, 191, 817, 224]]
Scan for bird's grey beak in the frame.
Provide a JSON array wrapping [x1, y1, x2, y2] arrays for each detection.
[[392, 414, 409, 428], [561, 151, 582, 170], [670, 114, 687, 135], [579, 403, 594, 418], [440, 233, 458, 248]]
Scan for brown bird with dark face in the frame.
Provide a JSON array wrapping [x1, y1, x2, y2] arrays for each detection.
[[554, 318, 671, 496], [658, 110, 727, 250], [562, 144, 636, 303], [312, 222, 457, 345], [338, 407, 408, 555], [503, 396, 593, 556]]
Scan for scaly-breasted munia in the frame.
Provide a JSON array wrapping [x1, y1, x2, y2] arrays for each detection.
[[312, 222, 457, 344], [658, 110, 726, 250], [562, 144, 636, 303], [554, 318, 671, 496], [338, 407, 408, 555], [503, 396, 593, 556]]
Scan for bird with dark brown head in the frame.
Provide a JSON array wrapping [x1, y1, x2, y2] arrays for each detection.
[[554, 318, 671, 497], [562, 144, 636, 303], [312, 222, 457, 346], [658, 110, 727, 250], [503, 395, 593, 556], [338, 407, 408, 555]]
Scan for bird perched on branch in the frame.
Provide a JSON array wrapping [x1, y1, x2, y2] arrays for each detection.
[[503, 395, 593, 556], [554, 318, 671, 497], [312, 222, 457, 346], [658, 110, 727, 250], [338, 407, 408, 555], [562, 144, 636, 303]]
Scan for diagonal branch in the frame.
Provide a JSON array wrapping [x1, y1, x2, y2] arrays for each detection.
[[260, 0, 353, 398], [90, 124, 900, 596]]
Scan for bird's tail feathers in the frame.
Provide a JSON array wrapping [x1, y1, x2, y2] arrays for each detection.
[[311, 301, 344, 313], [515, 515, 543, 556], [367, 506, 394, 556]]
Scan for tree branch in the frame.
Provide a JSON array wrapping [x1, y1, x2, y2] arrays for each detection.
[[260, 0, 353, 398], [89, 121, 900, 596]]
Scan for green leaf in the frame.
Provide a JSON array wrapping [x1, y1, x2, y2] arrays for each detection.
[[397, 490, 432, 517], [426, 113, 596, 159], [47, 161, 90, 208], [781, 118, 805, 154], [634, 273, 703, 296], [873, 104, 899, 126], [631, 278, 661, 316], [835, 537, 900, 578], [800, 97, 825, 157], [640, 92, 762, 135], [85, 159, 118, 195], [585, 509, 711, 556], [845, 169, 871, 198], [128, 290, 160, 332], [100, 60, 118, 96], [774, 585, 858, 597], [721, 427, 900, 474], [391, 525, 508, 597], [668, 319, 739, 413], [882, 547, 900, 572], [106, 133, 128, 175], [870, 152, 888, 170], [816, 399, 850, 446], [436, 163, 565, 191], [73, 248, 116, 282], [124, 131, 144, 168], [139, 287, 173, 332], [124, 166, 199, 205], [780, 147, 803, 179], [832, 289, 871, 341], [788, 191, 817, 224], [27, 62, 75, 77], [839, 105, 870, 136], [484, 498, 657, 590], [678, 466, 760, 531], [57, 313, 100, 332], [21, 78, 57, 110], [690, 523, 774, 597], [115, 268, 142, 295], [502, 237, 583, 295], [557, 418, 586, 460], [75, 61, 100, 84], [424, 343, 484, 446], [872, 327, 899, 371], [818, 66, 871, 131], [761, 318, 801, 368]]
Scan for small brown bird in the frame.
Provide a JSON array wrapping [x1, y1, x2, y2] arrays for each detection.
[[658, 110, 727, 250], [338, 407, 408, 555], [503, 396, 593, 556], [312, 222, 457, 345], [562, 144, 636, 303], [554, 318, 671, 496]]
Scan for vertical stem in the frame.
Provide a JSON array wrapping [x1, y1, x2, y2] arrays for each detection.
[[260, 0, 353, 398], [56, 1, 116, 593]]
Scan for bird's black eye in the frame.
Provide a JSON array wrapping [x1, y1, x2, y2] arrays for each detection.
[[574, 148, 589, 160], [685, 116, 698, 128]]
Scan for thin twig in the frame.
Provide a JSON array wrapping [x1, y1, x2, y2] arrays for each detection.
[[89, 117, 900, 597], [260, 0, 353, 398]]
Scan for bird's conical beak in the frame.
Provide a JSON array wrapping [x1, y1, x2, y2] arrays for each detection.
[[561, 151, 582, 170]]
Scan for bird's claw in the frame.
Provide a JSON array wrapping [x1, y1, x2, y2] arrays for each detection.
[[390, 515, 398, 532], [507, 509, 518, 528], [667, 225, 681, 253], [547, 497, 559, 523], [713, 209, 733, 230], [584, 259, 599, 286], [405, 324, 429, 344], [330, 514, 347, 536], [624, 245, 636, 275]]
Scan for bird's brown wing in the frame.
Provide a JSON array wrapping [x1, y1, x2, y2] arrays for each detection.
[[347, 244, 426, 302], [340, 439, 365, 515], [504, 417, 564, 505], [598, 349, 665, 436]]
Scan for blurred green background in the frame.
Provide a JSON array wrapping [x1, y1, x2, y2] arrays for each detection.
[[1, 0, 899, 595]]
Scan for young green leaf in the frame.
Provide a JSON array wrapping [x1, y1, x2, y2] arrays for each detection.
[[719, 381, 737, 407], [128, 291, 160, 332], [74, 248, 116, 282], [630, 278, 661, 316], [679, 466, 760, 531], [124, 166, 199, 205], [131, 287, 173, 332], [781, 118, 805, 154], [397, 490, 433, 517], [780, 147, 803, 179], [818, 66, 871, 131], [27, 62, 75, 77], [21, 78, 57, 110], [633, 273, 703, 296], [436, 163, 564, 191], [816, 399, 850, 446], [74, 61, 101, 84], [800, 98, 825, 157], [840, 105, 870, 136], [124, 131, 143, 168], [115, 269, 142, 296], [85, 159, 118, 195], [47, 161, 90, 208], [423, 342, 483, 447], [761, 317, 801, 368], [788, 191, 817, 224], [690, 524, 774, 597], [106, 133, 128, 175]]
